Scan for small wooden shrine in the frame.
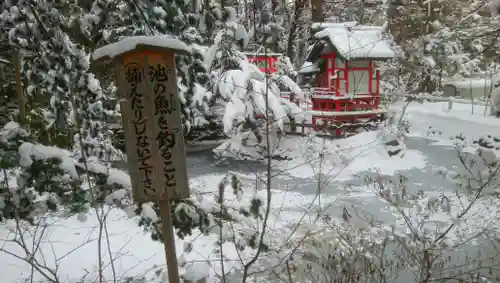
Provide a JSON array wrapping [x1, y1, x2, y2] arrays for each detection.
[[243, 51, 282, 73], [298, 20, 397, 136]]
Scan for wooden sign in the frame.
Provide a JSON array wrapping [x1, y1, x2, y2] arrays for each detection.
[[114, 49, 190, 202], [91, 37, 193, 283]]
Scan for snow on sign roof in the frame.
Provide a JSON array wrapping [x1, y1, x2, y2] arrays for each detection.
[[92, 35, 190, 61], [314, 23, 395, 60], [298, 61, 319, 74]]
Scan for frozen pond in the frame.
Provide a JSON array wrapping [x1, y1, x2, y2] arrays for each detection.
[[110, 124, 499, 282], [182, 136, 500, 282], [166, 136, 475, 228], [183, 137, 461, 194]]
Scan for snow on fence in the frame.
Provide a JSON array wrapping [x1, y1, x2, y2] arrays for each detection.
[[394, 93, 489, 111], [279, 88, 384, 137]]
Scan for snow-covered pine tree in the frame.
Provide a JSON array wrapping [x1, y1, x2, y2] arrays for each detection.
[[0, 26, 17, 127], [286, 0, 311, 68], [246, 0, 288, 53], [323, 0, 387, 24], [0, 0, 228, 150], [1, 0, 122, 152], [0, 1, 266, 246], [204, 7, 306, 160], [387, 0, 500, 94]]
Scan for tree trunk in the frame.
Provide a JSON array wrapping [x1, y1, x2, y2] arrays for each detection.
[[287, 0, 305, 60], [311, 0, 323, 22], [244, 0, 249, 28]]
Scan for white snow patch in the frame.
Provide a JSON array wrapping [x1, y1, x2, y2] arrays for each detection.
[[298, 61, 319, 74], [183, 262, 210, 281], [0, 172, 349, 283], [217, 130, 427, 180], [391, 190, 500, 245], [400, 101, 500, 143], [442, 77, 492, 89], [92, 35, 190, 60], [18, 142, 79, 179]]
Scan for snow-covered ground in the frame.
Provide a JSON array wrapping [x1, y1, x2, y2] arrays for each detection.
[[402, 101, 500, 143], [2, 101, 500, 282], [266, 130, 427, 180], [0, 173, 341, 282]]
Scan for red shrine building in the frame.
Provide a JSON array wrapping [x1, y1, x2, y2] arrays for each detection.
[[299, 20, 398, 135]]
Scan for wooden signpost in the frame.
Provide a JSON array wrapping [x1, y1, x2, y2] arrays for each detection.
[[91, 36, 191, 283]]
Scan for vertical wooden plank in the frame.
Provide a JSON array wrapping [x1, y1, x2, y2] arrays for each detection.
[[368, 60, 373, 95], [345, 61, 349, 98], [113, 50, 190, 202], [145, 53, 190, 200], [375, 70, 380, 108], [335, 72, 340, 96], [115, 54, 163, 203]]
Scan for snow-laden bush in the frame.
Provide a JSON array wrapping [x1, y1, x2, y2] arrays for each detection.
[[256, 133, 500, 283], [0, 121, 268, 252], [0, 0, 237, 148], [202, 9, 307, 160]]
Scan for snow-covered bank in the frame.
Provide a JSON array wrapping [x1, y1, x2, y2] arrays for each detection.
[[0, 172, 345, 283], [216, 130, 427, 181], [276, 131, 426, 180], [389, 188, 500, 245], [5, 168, 497, 283], [393, 101, 500, 146], [4, 101, 500, 282]]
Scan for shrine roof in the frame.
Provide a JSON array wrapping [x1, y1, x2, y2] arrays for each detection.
[[310, 21, 396, 61]]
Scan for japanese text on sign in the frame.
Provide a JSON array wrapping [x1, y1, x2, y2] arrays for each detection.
[[125, 62, 155, 197], [150, 63, 179, 193]]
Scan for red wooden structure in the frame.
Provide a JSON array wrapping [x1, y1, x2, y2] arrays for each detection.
[[300, 21, 396, 136], [244, 52, 281, 73]]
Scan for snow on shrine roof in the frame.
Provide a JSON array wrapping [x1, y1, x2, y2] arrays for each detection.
[[313, 22, 395, 60], [92, 35, 190, 61], [298, 61, 319, 74]]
